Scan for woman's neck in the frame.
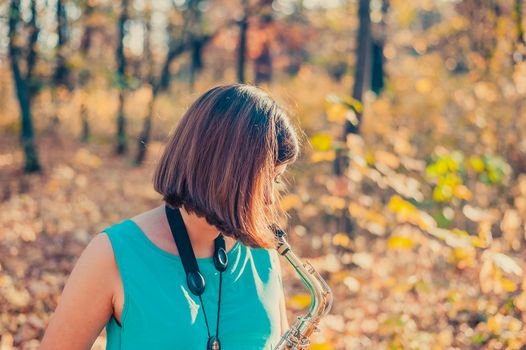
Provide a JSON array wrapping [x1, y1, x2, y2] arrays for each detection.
[[158, 203, 237, 257]]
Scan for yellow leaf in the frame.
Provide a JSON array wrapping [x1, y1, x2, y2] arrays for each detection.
[[415, 78, 432, 94], [321, 195, 346, 210], [387, 195, 416, 216], [310, 343, 335, 350], [280, 194, 302, 211], [387, 236, 414, 250], [311, 133, 333, 151], [332, 232, 351, 248], [468, 156, 485, 172], [288, 293, 311, 310], [500, 277, 517, 292], [415, 211, 436, 231], [453, 185, 472, 200], [486, 316, 501, 333], [374, 150, 400, 169], [326, 103, 348, 123], [310, 150, 336, 162], [448, 247, 476, 269], [330, 270, 351, 284]]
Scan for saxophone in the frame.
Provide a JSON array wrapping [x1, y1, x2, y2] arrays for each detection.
[[271, 225, 334, 350]]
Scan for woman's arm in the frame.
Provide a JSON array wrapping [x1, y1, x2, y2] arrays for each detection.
[[39, 232, 118, 349], [272, 249, 289, 334], [279, 284, 289, 334]]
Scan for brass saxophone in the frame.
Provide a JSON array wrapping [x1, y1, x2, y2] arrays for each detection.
[[271, 225, 334, 350]]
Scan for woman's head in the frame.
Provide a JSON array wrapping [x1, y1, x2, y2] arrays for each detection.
[[153, 83, 300, 249]]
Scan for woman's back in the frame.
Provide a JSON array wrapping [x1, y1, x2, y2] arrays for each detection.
[[101, 217, 284, 349]]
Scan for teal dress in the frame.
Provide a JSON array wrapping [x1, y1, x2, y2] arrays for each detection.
[[99, 218, 285, 349]]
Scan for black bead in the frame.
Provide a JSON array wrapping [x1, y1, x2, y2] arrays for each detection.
[[207, 336, 221, 350], [213, 247, 228, 272], [187, 271, 205, 296]]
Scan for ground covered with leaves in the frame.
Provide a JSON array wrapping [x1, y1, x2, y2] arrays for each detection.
[[1, 70, 526, 349]]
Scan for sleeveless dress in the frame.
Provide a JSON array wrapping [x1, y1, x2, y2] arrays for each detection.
[[99, 218, 285, 350]]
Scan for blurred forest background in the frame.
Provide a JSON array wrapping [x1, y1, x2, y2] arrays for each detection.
[[1, 0, 526, 349]]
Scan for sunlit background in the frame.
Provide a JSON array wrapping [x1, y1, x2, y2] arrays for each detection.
[[1, 0, 526, 349]]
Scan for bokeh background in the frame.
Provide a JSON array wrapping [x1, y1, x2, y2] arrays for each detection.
[[1, 0, 526, 349]]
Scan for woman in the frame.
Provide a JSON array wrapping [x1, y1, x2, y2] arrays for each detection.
[[40, 83, 300, 349]]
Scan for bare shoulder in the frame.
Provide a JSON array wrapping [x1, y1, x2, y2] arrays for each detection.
[[75, 231, 120, 278], [39, 231, 118, 349]]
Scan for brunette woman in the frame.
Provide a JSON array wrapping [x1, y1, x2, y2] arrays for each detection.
[[40, 83, 300, 349]]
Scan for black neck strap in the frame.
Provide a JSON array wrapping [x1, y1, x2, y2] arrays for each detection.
[[164, 204, 227, 349], [164, 204, 228, 294]]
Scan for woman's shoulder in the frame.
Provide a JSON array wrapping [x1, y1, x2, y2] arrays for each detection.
[[39, 231, 119, 349]]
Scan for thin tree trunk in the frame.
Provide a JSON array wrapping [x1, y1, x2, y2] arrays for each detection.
[[8, 0, 41, 173], [136, 94, 155, 165], [80, 0, 95, 55], [237, 0, 249, 83], [513, 0, 525, 64], [116, 91, 127, 154], [254, 0, 273, 84], [78, 0, 95, 142], [347, 0, 371, 135], [136, 4, 155, 165], [517, 0, 525, 45], [53, 0, 69, 87], [189, 37, 204, 92], [334, 0, 371, 238], [115, 0, 129, 154], [370, 0, 389, 95], [335, 0, 371, 176]]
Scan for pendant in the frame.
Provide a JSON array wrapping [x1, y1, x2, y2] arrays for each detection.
[[207, 336, 220, 350]]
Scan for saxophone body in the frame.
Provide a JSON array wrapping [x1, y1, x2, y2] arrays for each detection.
[[271, 226, 334, 350]]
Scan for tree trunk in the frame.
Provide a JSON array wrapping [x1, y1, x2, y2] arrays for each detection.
[[8, 0, 42, 173], [347, 0, 371, 135], [517, 0, 525, 45], [136, 4, 155, 165], [116, 90, 127, 154], [136, 94, 155, 165], [80, 102, 90, 143], [237, 0, 249, 83], [371, 0, 389, 96], [53, 0, 70, 88], [26, 0, 39, 96], [80, 0, 95, 55], [513, 0, 525, 64], [254, 0, 274, 85], [333, 0, 371, 238], [115, 0, 129, 154], [189, 37, 204, 91]]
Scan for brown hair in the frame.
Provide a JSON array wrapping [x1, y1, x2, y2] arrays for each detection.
[[152, 83, 300, 249]]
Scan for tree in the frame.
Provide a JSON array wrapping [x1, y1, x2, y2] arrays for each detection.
[[53, 0, 70, 88], [78, 0, 96, 143], [8, 0, 42, 173], [333, 0, 372, 237], [254, 0, 274, 85], [237, 0, 249, 83], [371, 0, 389, 95], [348, 0, 371, 135], [115, 0, 129, 155], [136, 1, 230, 164]]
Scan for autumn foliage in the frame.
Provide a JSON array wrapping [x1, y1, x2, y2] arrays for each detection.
[[1, 0, 526, 349]]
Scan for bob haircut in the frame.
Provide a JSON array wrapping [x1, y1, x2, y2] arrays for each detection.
[[152, 83, 300, 249]]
